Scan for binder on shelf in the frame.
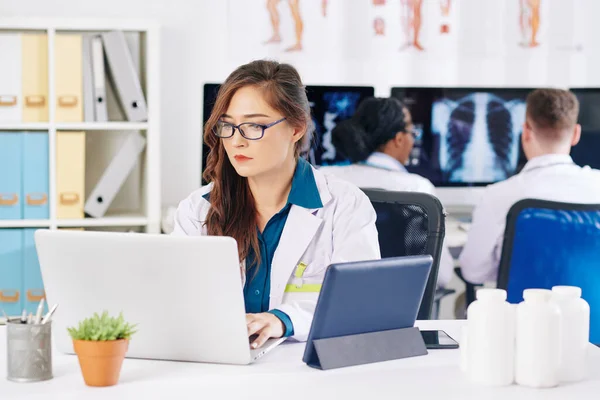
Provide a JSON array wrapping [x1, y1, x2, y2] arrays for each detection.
[[85, 132, 146, 218], [0, 229, 24, 317], [56, 131, 86, 219], [82, 35, 95, 122], [102, 30, 147, 122], [22, 132, 49, 220], [123, 32, 141, 74], [0, 33, 23, 122], [0, 133, 23, 220], [23, 228, 47, 315], [22, 33, 49, 123], [91, 36, 108, 122], [55, 34, 83, 122]]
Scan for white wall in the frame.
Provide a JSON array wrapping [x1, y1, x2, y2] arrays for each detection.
[[3, 0, 598, 207]]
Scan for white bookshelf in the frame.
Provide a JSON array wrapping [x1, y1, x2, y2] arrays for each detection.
[[55, 122, 150, 131], [0, 216, 148, 229], [0, 123, 49, 131], [0, 220, 51, 229], [57, 214, 148, 228], [0, 18, 161, 233], [0, 122, 149, 131]]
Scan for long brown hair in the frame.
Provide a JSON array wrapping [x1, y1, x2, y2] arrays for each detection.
[[203, 60, 312, 264]]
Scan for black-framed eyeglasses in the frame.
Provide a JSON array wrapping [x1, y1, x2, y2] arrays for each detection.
[[212, 118, 287, 140], [404, 128, 419, 140]]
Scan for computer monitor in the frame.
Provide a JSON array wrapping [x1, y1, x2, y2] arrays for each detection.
[[202, 83, 221, 184], [391, 87, 531, 187], [304, 85, 375, 166], [201, 83, 374, 183], [571, 89, 600, 170]]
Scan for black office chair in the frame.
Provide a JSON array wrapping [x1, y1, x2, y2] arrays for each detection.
[[361, 189, 449, 320], [497, 199, 600, 343]]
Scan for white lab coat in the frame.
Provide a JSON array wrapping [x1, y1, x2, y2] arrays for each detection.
[[172, 166, 381, 342], [320, 152, 455, 288], [459, 154, 600, 284]]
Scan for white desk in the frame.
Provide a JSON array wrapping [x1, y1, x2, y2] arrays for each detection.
[[445, 217, 470, 250], [1, 320, 599, 399]]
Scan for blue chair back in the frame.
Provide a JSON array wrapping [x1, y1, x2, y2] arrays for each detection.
[[497, 199, 600, 343]]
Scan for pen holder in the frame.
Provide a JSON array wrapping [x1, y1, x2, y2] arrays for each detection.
[[6, 320, 53, 382]]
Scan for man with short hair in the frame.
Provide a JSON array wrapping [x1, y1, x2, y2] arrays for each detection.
[[460, 88, 600, 284]]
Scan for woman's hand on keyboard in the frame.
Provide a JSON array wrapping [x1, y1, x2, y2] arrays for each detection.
[[246, 313, 285, 349]]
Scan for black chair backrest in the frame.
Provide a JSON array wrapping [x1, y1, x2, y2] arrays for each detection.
[[361, 189, 446, 320]]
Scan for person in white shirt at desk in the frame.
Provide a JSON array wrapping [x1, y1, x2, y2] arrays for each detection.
[[319, 97, 454, 288], [172, 60, 380, 349], [460, 88, 600, 284]]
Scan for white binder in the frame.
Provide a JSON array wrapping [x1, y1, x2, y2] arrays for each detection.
[[84, 132, 146, 218], [82, 35, 95, 122], [102, 31, 147, 122], [0, 33, 22, 122], [91, 36, 108, 122]]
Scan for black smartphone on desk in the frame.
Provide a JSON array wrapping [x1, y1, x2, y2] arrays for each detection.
[[420, 330, 459, 349]]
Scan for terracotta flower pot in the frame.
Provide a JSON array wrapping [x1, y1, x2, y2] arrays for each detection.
[[73, 339, 129, 387]]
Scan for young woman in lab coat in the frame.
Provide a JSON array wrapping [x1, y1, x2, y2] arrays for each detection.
[[320, 97, 453, 288], [172, 60, 380, 349]]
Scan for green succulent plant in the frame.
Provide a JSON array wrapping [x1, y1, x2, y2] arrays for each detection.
[[67, 311, 137, 341]]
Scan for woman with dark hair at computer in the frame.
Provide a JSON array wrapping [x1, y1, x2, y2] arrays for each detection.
[[320, 97, 453, 288], [172, 60, 380, 349]]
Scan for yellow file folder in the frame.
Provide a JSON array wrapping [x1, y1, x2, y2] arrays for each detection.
[[55, 34, 83, 122], [22, 34, 48, 122], [56, 131, 86, 219]]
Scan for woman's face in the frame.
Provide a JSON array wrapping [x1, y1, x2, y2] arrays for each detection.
[[398, 107, 416, 164], [219, 86, 304, 178]]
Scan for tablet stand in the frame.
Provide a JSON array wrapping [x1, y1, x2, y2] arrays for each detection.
[[308, 327, 427, 370]]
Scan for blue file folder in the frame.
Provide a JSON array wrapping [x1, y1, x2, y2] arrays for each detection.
[[0, 133, 23, 220], [0, 229, 23, 316], [22, 132, 49, 219], [23, 228, 46, 314]]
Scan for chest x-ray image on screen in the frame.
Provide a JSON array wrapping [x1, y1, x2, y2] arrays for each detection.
[[570, 89, 600, 171], [392, 87, 530, 187], [432, 91, 526, 183]]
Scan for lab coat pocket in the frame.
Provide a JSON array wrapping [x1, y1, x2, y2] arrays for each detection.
[[301, 245, 331, 275], [285, 260, 326, 294], [301, 260, 328, 278]]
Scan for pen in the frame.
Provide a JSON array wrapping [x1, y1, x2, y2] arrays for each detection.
[[34, 299, 45, 324], [41, 304, 59, 324], [20, 310, 27, 324]]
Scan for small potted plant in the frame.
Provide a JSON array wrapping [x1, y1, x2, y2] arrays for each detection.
[[67, 311, 137, 387]]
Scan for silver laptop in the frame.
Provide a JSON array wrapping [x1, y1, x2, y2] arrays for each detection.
[[34, 230, 285, 365]]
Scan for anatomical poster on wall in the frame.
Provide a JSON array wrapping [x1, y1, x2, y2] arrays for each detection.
[[225, 0, 600, 91]]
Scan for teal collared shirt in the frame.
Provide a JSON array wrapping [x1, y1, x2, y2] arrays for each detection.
[[205, 158, 322, 337]]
